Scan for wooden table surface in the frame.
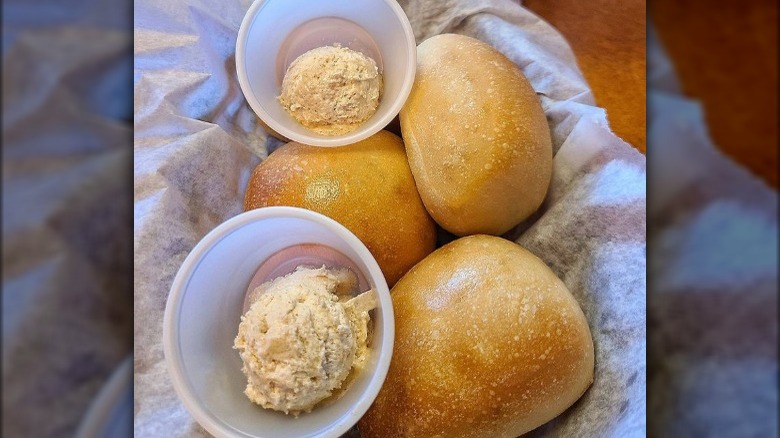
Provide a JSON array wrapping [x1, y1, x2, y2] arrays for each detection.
[[524, 0, 777, 187], [524, 0, 646, 153], [651, 0, 777, 187]]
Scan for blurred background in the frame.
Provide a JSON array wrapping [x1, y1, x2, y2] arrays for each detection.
[[2, 0, 777, 436], [651, 0, 777, 187], [647, 2, 778, 435], [524, 0, 777, 435], [2, 0, 133, 436]]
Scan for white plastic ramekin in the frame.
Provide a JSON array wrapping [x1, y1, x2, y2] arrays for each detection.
[[163, 207, 394, 438], [235, 0, 416, 147]]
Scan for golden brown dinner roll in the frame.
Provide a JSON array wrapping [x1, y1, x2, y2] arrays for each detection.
[[244, 130, 436, 286], [400, 34, 553, 236], [359, 235, 594, 438]]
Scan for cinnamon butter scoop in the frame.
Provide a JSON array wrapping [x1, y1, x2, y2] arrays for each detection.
[[278, 45, 383, 136], [234, 266, 376, 415]]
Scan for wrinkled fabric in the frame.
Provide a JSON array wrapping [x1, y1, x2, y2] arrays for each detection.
[[2, 9, 133, 438], [646, 25, 778, 438], [134, 0, 646, 436]]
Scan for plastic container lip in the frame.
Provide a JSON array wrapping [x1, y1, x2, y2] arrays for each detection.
[[242, 243, 371, 314], [163, 207, 394, 438], [74, 355, 132, 438], [235, 0, 416, 147]]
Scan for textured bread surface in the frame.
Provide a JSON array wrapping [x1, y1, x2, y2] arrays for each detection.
[[400, 34, 553, 236], [243, 130, 436, 285], [359, 235, 594, 437]]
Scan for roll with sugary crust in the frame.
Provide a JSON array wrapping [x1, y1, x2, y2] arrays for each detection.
[[243, 130, 437, 286], [359, 235, 594, 437], [400, 34, 553, 236]]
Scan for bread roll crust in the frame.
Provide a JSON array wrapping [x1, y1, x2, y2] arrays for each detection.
[[359, 235, 594, 438], [400, 34, 553, 236], [243, 130, 436, 286]]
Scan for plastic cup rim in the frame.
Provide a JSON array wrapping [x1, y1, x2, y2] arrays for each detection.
[[162, 206, 394, 438], [235, 0, 417, 147]]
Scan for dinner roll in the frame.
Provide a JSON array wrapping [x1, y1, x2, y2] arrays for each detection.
[[400, 34, 552, 236], [243, 130, 436, 286], [359, 235, 594, 437]]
